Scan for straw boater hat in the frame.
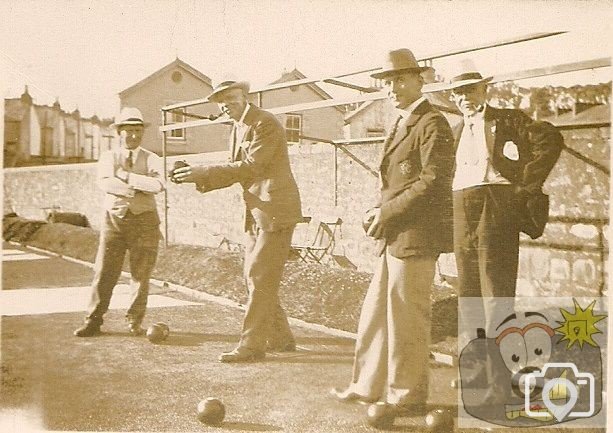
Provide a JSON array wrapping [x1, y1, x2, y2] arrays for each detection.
[[113, 107, 144, 128], [206, 80, 250, 102], [370, 48, 429, 79], [443, 71, 493, 91]]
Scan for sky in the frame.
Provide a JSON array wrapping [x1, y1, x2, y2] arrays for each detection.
[[2, 0, 612, 119]]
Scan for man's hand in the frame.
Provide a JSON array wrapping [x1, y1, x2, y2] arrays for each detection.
[[365, 207, 385, 239], [171, 165, 209, 184]]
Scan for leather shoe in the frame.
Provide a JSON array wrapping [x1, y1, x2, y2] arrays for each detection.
[[74, 322, 101, 337], [329, 387, 377, 404], [219, 347, 265, 363], [266, 342, 297, 352], [128, 324, 145, 336]]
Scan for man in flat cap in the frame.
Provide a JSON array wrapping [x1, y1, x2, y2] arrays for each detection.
[[74, 107, 165, 337], [173, 80, 302, 362], [445, 66, 562, 400], [332, 49, 455, 414]]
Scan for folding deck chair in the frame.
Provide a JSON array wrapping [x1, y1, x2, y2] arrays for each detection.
[[291, 217, 342, 263]]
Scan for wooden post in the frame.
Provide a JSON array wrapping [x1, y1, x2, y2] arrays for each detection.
[[162, 109, 169, 248]]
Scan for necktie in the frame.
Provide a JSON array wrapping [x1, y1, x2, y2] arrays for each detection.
[[462, 117, 480, 166], [383, 115, 403, 152], [379, 115, 403, 172], [467, 120, 475, 136], [127, 150, 133, 169], [388, 115, 402, 142]]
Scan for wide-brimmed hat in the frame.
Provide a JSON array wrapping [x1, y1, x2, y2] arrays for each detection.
[[370, 48, 429, 79], [441, 71, 493, 92], [113, 107, 144, 128], [206, 80, 250, 102]]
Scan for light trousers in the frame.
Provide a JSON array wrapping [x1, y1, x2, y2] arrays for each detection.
[[347, 248, 436, 405], [239, 222, 295, 352]]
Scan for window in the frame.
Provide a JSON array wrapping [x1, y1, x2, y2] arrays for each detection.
[[366, 128, 385, 138], [285, 114, 302, 144], [169, 108, 186, 140]]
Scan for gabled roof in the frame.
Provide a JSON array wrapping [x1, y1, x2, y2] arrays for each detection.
[[268, 68, 345, 113], [119, 58, 213, 97], [269, 68, 334, 100]]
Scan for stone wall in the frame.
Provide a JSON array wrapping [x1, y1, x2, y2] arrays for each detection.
[[4, 125, 609, 296]]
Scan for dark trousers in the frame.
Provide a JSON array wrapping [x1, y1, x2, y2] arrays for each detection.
[[86, 210, 160, 326], [239, 221, 295, 352], [453, 185, 519, 336]]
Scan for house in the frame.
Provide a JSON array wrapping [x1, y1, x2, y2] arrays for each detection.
[[256, 68, 346, 145], [120, 63, 349, 154], [118, 58, 227, 156], [3, 87, 114, 167]]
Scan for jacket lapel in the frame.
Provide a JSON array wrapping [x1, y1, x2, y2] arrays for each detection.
[[452, 105, 496, 157], [382, 100, 429, 159], [452, 120, 464, 153], [483, 105, 496, 158], [232, 104, 258, 161]]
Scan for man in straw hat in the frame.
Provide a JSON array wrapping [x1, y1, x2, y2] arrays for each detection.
[[172, 79, 302, 362], [331, 48, 454, 414], [74, 107, 165, 337], [442, 63, 562, 400]]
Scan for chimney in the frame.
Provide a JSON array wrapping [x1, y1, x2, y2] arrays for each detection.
[[20, 85, 33, 105]]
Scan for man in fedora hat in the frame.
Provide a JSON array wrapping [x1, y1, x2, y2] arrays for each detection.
[[74, 107, 165, 337], [172, 79, 302, 363], [443, 65, 562, 402], [331, 48, 454, 414]]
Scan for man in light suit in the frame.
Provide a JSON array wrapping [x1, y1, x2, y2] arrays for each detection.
[[332, 49, 454, 413], [173, 80, 302, 363], [74, 107, 165, 337]]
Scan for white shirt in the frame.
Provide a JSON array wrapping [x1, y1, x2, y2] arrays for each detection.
[[231, 104, 251, 159], [397, 96, 426, 121], [101, 145, 164, 194], [121, 146, 140, 166], [452, 108, 510, 191]]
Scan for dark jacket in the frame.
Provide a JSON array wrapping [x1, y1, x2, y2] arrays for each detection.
[[195, 104, 302, 232], [452, 105, 563, 193], [376, 99, 455, 258]]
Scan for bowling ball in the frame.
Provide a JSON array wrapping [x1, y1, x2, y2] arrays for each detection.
[[197, 398, 225, 425], [366, 402, 395, 430], [170, 160, 189, 183], [155, 322, 170, 339], [425, 408, 454, 432], [146, 324, 165, 344]]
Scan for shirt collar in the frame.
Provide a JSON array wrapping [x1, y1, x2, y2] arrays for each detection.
[[397, 96, 426, 119], [464, 104, 486, 122], [122, 146, 141, 158], [235, 103, 250, 126]]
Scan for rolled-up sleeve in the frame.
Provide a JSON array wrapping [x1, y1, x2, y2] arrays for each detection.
[[127, 153, 165, 194], [97, 151, 134, 197]]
